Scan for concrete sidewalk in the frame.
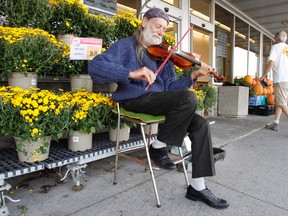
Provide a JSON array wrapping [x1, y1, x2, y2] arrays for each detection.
[[5, 114, 288, 216]]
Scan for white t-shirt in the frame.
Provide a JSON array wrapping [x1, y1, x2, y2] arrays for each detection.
[[268, 42, 288, 83]]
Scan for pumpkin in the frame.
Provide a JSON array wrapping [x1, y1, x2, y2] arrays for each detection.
[[266, 94, 275, 105], [254, 82, 263, 95], [244, 75, 253, 85], [253, 78, 260, 85], [267, 85, 274, 95], [262, 88, 267, 95], [266, 79, 273, 86]]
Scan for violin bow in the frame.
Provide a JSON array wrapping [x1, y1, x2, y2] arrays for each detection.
[[145, 24, 194, 90]]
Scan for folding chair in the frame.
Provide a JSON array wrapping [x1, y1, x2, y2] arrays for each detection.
[[113, 103, 189, 207]]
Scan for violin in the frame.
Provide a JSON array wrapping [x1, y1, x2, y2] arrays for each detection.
[[147, 42, 224, 82]]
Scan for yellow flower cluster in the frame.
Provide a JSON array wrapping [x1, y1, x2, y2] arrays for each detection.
[[188, 88, 206, 110], [89, 13, 111, 25], [48, 0, 89, 14], [189, 88, 205, 101], [1, 87, 67, 137], [0, 86, 114, 138], [163, 33, 176, 46], [174, 65, 184, 74], [0, 26, 61, 47], [68, 91, 113, 122], [112, 11, 142, 28], [0, 87, 114, 160]]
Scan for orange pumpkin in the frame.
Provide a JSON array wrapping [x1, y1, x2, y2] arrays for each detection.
[[266, 94, 275, 105], [262, 88, 267, 95], [244, 75, 253, 85], [267, 85, 274, 95], [253, 78, 260, 85], [266, 79, 273, 86], [254, 83, 263, 95]]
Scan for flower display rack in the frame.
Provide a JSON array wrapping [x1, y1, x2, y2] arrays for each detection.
[[0, 130, 154, 215], [44, 131, 146, 169]]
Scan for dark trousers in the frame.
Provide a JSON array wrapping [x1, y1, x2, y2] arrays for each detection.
[[122, 91, 215, 178]]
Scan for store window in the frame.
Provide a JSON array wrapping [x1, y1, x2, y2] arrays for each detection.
[[234, 18, 248, 77], [193, 27, 211, 64], [161, 0, 180, 8], [117, 0, 139, 14], [262, 35, 272, 79], [190, 0, 211, 22], [192, 26, 212, 82], [215, 5, 234, 81], [249, 27, 260, 77], [84, 0, 117, 16]]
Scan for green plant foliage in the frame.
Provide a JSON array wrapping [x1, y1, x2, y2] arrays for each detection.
[[197, 84, 218, 111], [47, 0, 88, 35], [0, 26, 63, 78], [80, 14, 113, 47], [175, 65, 200, 79], [110, 11, 141, 42], [0, 0, 52, 29]]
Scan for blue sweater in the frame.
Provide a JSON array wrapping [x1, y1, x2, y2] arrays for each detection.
[[88, 36, 195, 102]]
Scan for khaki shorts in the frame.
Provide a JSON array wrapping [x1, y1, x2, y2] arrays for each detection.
[[274, 82, 288, 106]]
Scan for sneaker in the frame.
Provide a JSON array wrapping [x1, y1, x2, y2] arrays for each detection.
[[149, 146, 176, 170], [265, 122, 279, 131]]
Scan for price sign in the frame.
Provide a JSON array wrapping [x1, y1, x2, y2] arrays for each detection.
[[69, 37, 102, 60]]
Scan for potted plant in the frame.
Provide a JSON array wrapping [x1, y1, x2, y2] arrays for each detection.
[[188, 87, 206, 116], [51, 43, 87, 78], [66, 90, 113, 151], [0, 0, 52, 30], [0, 86, 71, 162], [0, 26, 63, 88], [80, 13, 113, 48], [105, 107, 136, 142], [47, 0, 88, 41], [110, 10, 141, 42], [197, 84, 218, 117]]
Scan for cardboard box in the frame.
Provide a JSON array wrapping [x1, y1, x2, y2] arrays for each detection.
[[249, 96, 267, 106]]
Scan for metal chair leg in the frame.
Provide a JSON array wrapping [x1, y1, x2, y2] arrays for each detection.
[[113, 103, 121, 185], [178, 147, 189, 186], [140, 124, 161, 208]]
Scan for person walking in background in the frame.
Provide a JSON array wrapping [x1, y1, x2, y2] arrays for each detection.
[[261, 30, 288, 131], [88, 7, 228, 209]]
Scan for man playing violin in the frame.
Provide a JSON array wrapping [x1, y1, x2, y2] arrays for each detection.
[[88, 7, 228, 209]]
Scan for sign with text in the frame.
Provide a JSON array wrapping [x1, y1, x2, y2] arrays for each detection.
[[216, 31, 227, 58], [83, 0, 117, 14], [69, 37, 102, 60]]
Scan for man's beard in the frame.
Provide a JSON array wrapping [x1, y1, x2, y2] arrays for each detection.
[[142, 24, 162, 45]]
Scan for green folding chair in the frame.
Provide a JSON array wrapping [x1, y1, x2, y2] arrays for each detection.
[[113, 103, 189, 207]]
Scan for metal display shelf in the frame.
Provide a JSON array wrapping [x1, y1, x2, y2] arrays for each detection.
[[43, 131, 145, 169], [0, 130, 149, 216], [0, 131, 146, 181], [0, 149, 45, 181]]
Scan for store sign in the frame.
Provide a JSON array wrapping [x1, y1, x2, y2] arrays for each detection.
[[83, 0, 117, 14], [69, 37, 102, 60], [216, 31, 227, 58]]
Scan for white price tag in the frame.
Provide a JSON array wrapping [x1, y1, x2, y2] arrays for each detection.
[[31, 79, 37, 85], [73, 136, 79, 142]]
